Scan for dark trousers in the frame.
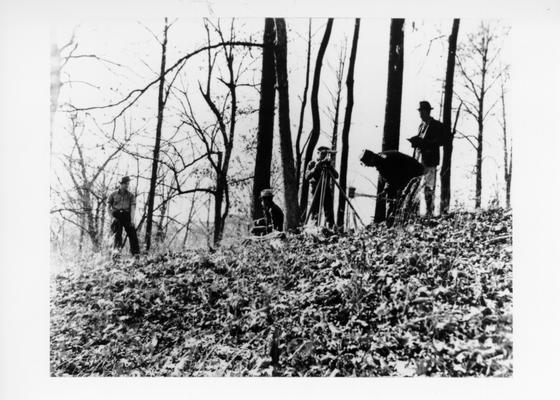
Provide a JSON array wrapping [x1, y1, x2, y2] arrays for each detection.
[[112, 210, 140, 255], [309, 184, 335, 227]]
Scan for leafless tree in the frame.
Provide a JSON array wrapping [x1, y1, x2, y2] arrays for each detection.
[[336, 19, 360, 229], [52, 113, 129, 250], [327, 40, 347, 154], [498, 66, 512, 208], [455, 22, 508, 208], [273, 18, 300, 230], [145, 18, 170, 251], [439, 19, 460, 214], [177, 19, 259, 246], [375, 18, 405, 222], [251, 18, 276, 221], [299, 19, 334, 219], [294, 19, 313, 195]]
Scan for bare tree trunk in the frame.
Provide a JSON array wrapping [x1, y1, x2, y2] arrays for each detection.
[[474, 30, 490, 210], [455, 22, 505, 210], [213, 152, 224, 246], [439, 19, 460, 214], [500, 78, 512, 209], [251, 18, 277, 221], [330, 43, 347, 154], [145, 18, 168, 251], [337, 19, 360, 228], [295, 20, 312, 194], [156, 189, 168, 244], [374, 18, 405, 222], [299, 18, 334, 219], [182, 192, 198, 248], [206, 193, 211, 249], [507, 152, 512, 208], [475, 93, 485, 208], [274, 18, 300, 231]]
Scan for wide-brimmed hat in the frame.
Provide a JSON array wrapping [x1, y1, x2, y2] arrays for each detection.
[[417, 101, 433, 111], [260, 188, 274, 198], [317, 145, 331, 152], [120, 176, 131, 184]]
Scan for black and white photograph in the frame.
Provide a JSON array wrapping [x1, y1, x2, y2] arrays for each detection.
[[1, 0, 560, 398], [49, 14, 514, 378]]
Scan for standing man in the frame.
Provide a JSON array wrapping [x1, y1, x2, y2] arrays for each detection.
[[250, 188, 284, 235], [408, 101, 446, 216], [108, 176, 140, 255], [305, 146, 339, 227]]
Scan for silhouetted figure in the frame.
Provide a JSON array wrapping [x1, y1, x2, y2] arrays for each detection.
[[251, 188, 284, 236], [407, 101, 446, 216], [361, 149, 424, 226]]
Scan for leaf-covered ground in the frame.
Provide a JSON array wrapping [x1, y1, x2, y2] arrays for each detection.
[[50, 209, 512, 377]]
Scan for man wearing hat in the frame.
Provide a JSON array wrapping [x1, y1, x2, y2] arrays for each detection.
[[107, 176, 140, 254], [305, 146, 338, 227], [250, 188, 284, 236], [407, 101, 446, 216]]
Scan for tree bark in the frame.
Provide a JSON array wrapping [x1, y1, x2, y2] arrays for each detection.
[[500, 77, 512, 209], [374, 18, 405, 222], [439, 19, 460, 215], [274, 18, 300, 231], [213, 152, 225, 246], [475, 56, 486, 209], [337, 19, 360, 228], [299, 18, 334, 220], [295, 20, 312, 195], [251, 18, 277, 221], [330, 44, 346, 154], [145, 18, 168, 251]]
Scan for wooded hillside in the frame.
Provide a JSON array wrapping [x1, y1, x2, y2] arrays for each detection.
[[51, 209, 512, 377]]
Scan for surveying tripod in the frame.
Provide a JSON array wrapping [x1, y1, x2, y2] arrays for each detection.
[[304, 160, 364, 229]]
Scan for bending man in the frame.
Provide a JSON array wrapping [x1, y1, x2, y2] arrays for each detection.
[[361, 149, 425, 225]]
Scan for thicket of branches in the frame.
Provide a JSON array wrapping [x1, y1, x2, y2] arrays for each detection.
[[51, 18, 511, 254]]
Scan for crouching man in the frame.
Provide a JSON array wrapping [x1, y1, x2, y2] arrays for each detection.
[[250, 188, 284, 236], [108, 176, 140, 255]]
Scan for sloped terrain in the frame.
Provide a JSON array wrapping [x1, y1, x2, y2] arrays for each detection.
[[50, 209, 512, 377]]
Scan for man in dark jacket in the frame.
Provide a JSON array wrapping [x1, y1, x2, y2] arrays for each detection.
[[305, 146, 339, 227], [251, 188, 284, 236], [361, 149, 425, 224], [107, 176, 140, 255], [407, 101, 446, 216]]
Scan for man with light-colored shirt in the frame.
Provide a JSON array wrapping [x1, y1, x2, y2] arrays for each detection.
[[108, 176, 140, 255]]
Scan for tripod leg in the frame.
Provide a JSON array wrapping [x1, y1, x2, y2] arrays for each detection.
[[305, 179, 322, 225], [327, 169, 365, 226], [318, 169, 327, 227]]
